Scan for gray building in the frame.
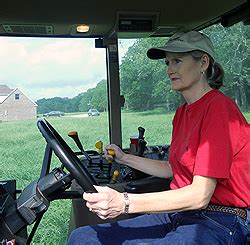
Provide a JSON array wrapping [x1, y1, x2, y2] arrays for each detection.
[[0, 85, 37, 121]]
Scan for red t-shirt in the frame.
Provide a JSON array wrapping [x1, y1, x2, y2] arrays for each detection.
[[168, 90, 250, 208]]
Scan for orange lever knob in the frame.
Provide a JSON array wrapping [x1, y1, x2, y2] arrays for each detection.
[[68, 131, 78, 136]]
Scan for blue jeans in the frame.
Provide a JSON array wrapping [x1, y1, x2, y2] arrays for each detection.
[[68, 209, 249, 245]]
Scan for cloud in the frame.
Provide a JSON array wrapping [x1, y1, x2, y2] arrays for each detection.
[[0, 37, 135, 100]]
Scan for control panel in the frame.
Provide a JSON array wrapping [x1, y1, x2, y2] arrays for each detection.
[[76, 145, 169, 185]]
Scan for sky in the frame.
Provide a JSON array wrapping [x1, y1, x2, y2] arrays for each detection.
[[0, 37, 135, 101]]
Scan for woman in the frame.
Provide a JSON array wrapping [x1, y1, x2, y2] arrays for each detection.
[[68, 31, 249, 244]]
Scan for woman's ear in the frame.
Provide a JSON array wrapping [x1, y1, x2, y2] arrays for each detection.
[[201, 54, 210, 72]]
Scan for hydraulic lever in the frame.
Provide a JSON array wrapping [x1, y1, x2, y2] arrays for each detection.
[[95, 141, 107, 179], [138, 126, 145, 140], [68, 131, 92, 164], [138, 127, 147, 156], [107, 149, 115, 178]]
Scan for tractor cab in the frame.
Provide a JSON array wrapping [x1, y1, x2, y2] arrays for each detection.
[[0, 0, 249, 244]]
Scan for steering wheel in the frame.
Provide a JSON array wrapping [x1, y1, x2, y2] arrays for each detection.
[[37, 118, 97, 193]]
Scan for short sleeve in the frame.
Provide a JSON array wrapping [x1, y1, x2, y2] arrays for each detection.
[[194, 105, 235, 179]]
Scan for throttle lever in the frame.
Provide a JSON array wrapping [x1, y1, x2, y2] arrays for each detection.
[[138, 126, 145, 140]]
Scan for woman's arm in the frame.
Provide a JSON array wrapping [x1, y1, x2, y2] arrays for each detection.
[[122, 153, 173, 179], [83, 175, 217, 219], [105, 144, 173, 179], [128, 175, 217, 213]]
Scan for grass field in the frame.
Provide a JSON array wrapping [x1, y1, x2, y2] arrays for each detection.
[[0, 110, 174, 244], [0, 110, 249, 244]]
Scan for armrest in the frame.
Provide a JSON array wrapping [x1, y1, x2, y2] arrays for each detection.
[[124, 176, 171, 193]]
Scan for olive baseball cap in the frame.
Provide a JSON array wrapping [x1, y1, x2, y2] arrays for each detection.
[[147, 31, 215, 60]]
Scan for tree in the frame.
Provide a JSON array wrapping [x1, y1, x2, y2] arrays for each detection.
[[90, 79, 108, 111], [120, 38, 182, 111], [36, 97, 73, 113], [203, 22, 249, 109], [120, 22, 249, 111], [36, 79, 107, 113], [79, 79, 108, 112]]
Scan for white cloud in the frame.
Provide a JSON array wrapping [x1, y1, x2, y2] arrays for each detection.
[[0, 37, 135, 101]]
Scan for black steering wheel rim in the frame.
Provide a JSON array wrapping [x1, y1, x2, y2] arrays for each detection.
[[37, 118, 97, 192]]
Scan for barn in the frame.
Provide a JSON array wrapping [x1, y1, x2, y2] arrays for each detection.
[[0, 85, 37, 121]]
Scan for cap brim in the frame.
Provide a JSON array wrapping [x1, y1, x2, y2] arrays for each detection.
[[147, 45, 201, 60], [148, 47, 216, 61], [147, 48, 167, 60]]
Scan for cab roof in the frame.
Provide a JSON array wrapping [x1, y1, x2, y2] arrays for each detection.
[[0, 0, 248, 38]]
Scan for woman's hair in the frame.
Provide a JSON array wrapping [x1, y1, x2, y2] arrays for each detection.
[[190, 50, 224, 89]]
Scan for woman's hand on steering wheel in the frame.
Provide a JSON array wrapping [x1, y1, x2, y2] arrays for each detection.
[[83, 185, 125, 220]]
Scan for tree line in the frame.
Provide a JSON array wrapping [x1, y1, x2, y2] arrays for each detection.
[[37, 80, 107, 114], [37, 22, 249, 114]]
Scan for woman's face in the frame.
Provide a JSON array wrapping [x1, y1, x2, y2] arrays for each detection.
[[165, 52, 203, 92]]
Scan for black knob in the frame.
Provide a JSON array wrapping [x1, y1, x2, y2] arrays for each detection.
[[138, 127, 145, 140]]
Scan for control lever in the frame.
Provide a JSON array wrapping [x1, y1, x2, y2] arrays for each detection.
[[110, 170, 119, 184], [95, 141, 104, 171], [138, 127, 147, 156], [138, 140, 147, 157], [68, 131, 92, 164], [107, 149, 115, 178], [107, 149, 115, 160], [138, 126, 145, 140], [95, 141, 107, 179]]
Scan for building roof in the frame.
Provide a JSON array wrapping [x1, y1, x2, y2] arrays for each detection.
[[0, 85, 13, 103], [0, 85, 37, 106], [0, 85, 13, 95]]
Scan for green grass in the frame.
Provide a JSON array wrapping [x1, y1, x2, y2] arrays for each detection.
[[0, 110, 249, 244], [0, 111, 174, 244], [244, 112, 250, 122]]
